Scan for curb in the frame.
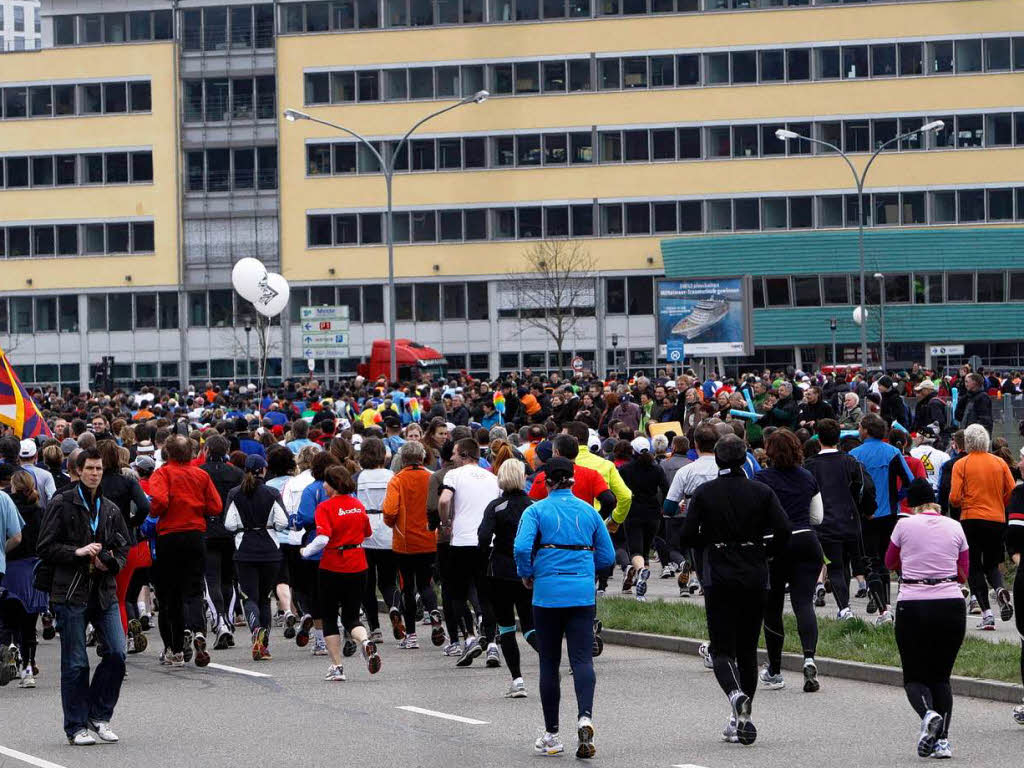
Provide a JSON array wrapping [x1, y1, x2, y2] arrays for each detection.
[[602, 628, 1023, 704]]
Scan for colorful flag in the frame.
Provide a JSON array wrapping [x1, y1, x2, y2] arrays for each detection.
[[0, 347, 52, 439]]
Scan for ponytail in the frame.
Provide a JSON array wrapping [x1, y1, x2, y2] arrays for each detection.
[[240, 470, 260, 495]]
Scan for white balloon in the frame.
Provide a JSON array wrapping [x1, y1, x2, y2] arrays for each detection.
[[852, 306, 867, 326], [232, 258, 268, 302], [254, 272, 290, 317]]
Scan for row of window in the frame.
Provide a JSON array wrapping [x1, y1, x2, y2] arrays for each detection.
[[306, 188, 1024, 246], [0, 151, 152, 190], [0, 221, 155, 259], [52, 10, 173, 46], [303, 112, 1024, 178], [288, 282, 490, 324], [302, 36, 1024, 105], [0, 81, 151, 121], [183, 77, 277, 123], [753, 272, 1024, 309], [181, 5, 276, 51], [186, 147, 278, 193], [281, 0, 946, 34]]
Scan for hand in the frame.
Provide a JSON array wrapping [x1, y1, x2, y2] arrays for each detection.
[[522, 577, 534, 589], [300, 546, 312, 559], [91, 555, 109, 572], [75, 543, 102, 558], [605, 518, 619, 534]]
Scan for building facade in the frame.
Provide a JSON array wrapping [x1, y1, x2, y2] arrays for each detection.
[[0, 0, 1021, 390], [0, 0, 41, 50]]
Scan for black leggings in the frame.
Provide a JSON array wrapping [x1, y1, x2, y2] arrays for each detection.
[[861, 515, 897, 611], [622, 517, 659, 565], [155, 532, 207, 653], [318, 569, 366, 637], [362, 548, 400, 631], [124, 566, 150, 623], [653, 517, 688, 569], [1015, 569, 1024, 688], [764, 532, 823, 674], [960, 520, 1006, 612], [237, 560, 279, 640], [895, 598, 965, 738], [204, 538, 236, 627], [704, 585, 763, 700], [0, 599, 38, 668], [396, 552, 438, 637], [489, 576, 535, 679], [445, 546, 485, 642], [819, 536, 861, 612], [534, 605, 595, 734]]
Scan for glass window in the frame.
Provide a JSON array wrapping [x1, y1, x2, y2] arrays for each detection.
[[57, 224, 78, 255], [946, 273, 974, 302], [571, 205, 593, 236], [733, 125, 757, 157], [793, 276, 820, 306], [677, 128, 700, 159], [790, 196, 812, 228], [88, 295, 107, 330], [786, 48, 810, 81], [545, 206, 569, 237], [932, 191, 956, 223], [650, 56, 674, 87], [408, 68, 432, 99], [360, 213, 382, 243], [874, 193, 899, 225], [107, 223, 130, 253], [55, 16, 76, 45], [443, 283, 466, 319], [33, 226, 55, 256], [570, 132, 593, 164], [623, 130, 648, 161], [467, 282, 488, 320], [600, 131, 621, 162], [987, 114, 1013, 146], [103, 82, 127, 113], [817, 47, 840, 79], [676, 54, 699, 85], [135, 294, 156, 328], [734, 198, 759, 230], [308, 215, 333, 246], [899, 42, 923, 75], [842, 45, 868, 78], [678, 200, 702, 232], [411, 211, 436, 241], [1011, 272, 1024, 301], [599, 59, 620, 90], [732, 51, 756, 83], [871, 44, 896, 76], [542, 134, 567, 165], [209, 289, 233, 327], [624, 203, 650, 235], [357, 71, 380, 101], [518, 207, 542, 238], [989, 188, 1014, 220], [622, 58, 647, 88], [493, 209, 515, 239], [884, 274, 910, 304], [760, 50, 784, 81], [439, 210, 462, 240], [106, 153, 129, 184], [956, 39, 982, 73], [765, 277, 791, 306], [83, 223, 105, 253], [362, 285, 383, 323], [437, 67, 459, 97], [82, 14, 102, 42], [822, 275, 848, 304], [59, 295, 79, 332], [844, 120, 870, 152], [708, 200, 731, 231], [515, 62, 540, 93], [204, 6, 227, 50], [31, 156, 53, 186], [187, 292, 207, 326], [706, 53, 729, 84], [930, 41, 953, 73], [957, 189, 985, 222], [985, 38, 1011, 71], [465, 209, 487, 240], [762, 198, 787, 229], [977, 272, 1004, 303], [569, 60, 591, 91], [606, 278, 626, 314], [415, 284, 440, 321], [29, 86, 52, 117], [335, 214, 358, 244], [158, 292, 178, 329], [652, 129, 675, 160], [652, 202, 676, 232], [108, 294, 132, 331], [517, 134, 541, 166], [707, 126, 730, 157]]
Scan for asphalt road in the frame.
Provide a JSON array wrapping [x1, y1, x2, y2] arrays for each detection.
[[2, 621, 1022, 768]]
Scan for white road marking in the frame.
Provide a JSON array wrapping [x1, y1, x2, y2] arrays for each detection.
[[395, 706, 490, 725], [0, 745, 70, 768], [671, 764, 712, 768], [207, 662, 272, 678]]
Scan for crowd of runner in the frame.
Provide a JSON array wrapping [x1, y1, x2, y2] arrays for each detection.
[[0, 361, 1022, 758]]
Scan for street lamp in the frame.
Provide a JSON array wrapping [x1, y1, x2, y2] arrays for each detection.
[[874, 272, 886, 373], [775, 120, 944, 370], [241, 311, 254, 386], [283, 90, 489, 383]]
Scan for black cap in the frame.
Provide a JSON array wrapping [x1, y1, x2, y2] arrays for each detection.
[[877, 375, 893, 389], [545, 457, 575, 485], [906, 477, 935, 508]]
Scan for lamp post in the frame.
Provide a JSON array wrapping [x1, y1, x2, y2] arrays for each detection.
[[829, 316, 837, 369], [775, 121, 944, 370], [283, 92, 489, 385], [611, 333, 619, 376], [242, 313, 253, 386], [874, 272, 887, 373]]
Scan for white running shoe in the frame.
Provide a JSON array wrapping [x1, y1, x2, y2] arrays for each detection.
[[917, 710, 944, 757], [324, 664, 346, 682], [442, 642, 462, 657], [931, 739, 952, 759], [1012, 703, 1024, 725], [534, 731, 564, 756], [89, 721, 119, 743], [874, 610, 894, 627], [19, 668, 36, 689], [722, 715, 739, 743], [312, 636, 329, 656], [504, 678, 528, 698], [698, 642, 713, 670], [68, 729, 96, 746], [398, 634, 420, 650], [576, 716, 595, 759], [758, 663, 785, 690], [837, 607, 854, 621]]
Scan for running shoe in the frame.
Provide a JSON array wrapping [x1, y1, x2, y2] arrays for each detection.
[[89, 721, 119, 743], [505, 678, 527, 698], [854, 584, 868, 599], [576, 716, 596, 759], [931, 739, 952, 759], [874, 610, 894, 627], [363, 640, 382, 675], [456, 637, 483, 667], [139, 613, 151, 631], [68, 729, 97, 746], [1012, 703, 1024, 725], [389, 606, 406, 640], [127, 619, 147, 654], [343, 638, 358, 657], [976, 614, 996, 631], [283, 612, 298, 640], [802, 659, 819, 693], [0, 644, 20, 687], [687, 573, 701, 595], [634, 567, 651, 601], [182, 631, 194, 663], [596, 589, 606, 597], [398, 633, 419, 650], [312, 636, 328, 656], [758, 664, 785, 690], [370, 628, 384, 643], [41, 611, 56, 640], [621, 565, 637, 593], [534, 732, 564, 756], [866, 595, 877, 614], [485, 643, 501, 668], [295, 614, 314, 648], [996, 588, 1014, 622], [967, 595, 981, 615], [225, 632, 235, 648], [233, 614, 247, 627], [252, 628, 269, 662], [167, 652, 185, 668], [722, 716, 739, 743], [324, 664, 346, 682], [213, 625, 233, 651], [193, 633, 210, 667], [273, 611, 284, 627], [698, 642, 713, 670], [837, 607, 854, 621], [814, 583, 826, 607], [729, 690, 756, 746], [429, 609, 446, 647], [86, 625, 96, 647], [18, 668, 36, 689], [660, 562, 678, 579], [443, 642, 463, 657], [917, 710, 944, 758]]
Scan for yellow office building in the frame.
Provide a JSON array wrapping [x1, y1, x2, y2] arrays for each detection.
[[1, 0, 1022, 388]]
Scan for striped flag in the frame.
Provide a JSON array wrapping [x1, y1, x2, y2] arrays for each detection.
[[0, 347, 51, 439]]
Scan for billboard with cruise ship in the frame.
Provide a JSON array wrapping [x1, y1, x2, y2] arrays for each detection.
[[657, 278, 752, 356]]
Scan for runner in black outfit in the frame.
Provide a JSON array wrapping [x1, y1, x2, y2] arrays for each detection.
[[618, 437, 669, 602], [681, 435, 792, 746]]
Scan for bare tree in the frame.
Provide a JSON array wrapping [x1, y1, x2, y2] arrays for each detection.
[[505, 240, 596, 374], [230, 304, 281, 389]]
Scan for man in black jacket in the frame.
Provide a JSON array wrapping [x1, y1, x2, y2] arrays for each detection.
[[797, 386, 836, 431], [912, 379, 947, 434], [876, 376, 907, 427], [37, 448, 130, 746], [199, 434, 244, 650], [955, 373, 993, 433]]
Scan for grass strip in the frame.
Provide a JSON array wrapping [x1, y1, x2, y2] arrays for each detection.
[[597, 597, 1022, 684]]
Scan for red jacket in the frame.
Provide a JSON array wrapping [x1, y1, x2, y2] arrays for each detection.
[[148, 461, 222, 535]]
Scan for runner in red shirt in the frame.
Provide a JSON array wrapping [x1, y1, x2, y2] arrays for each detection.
[[528, 436, 616, 520], [300, 465, 381, 681]]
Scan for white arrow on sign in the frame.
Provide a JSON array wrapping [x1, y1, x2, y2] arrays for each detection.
[[302, 332, 349, 347]]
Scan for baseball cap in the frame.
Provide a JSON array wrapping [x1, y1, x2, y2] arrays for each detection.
[[245, 454, 268, 473], [630, 436, 651, 455], [19, 438, 37, 459], [545, 457, 575, 485], [914, 379, 936, 392], [60, 438, 79, 456], [132, 455, 156, 473]]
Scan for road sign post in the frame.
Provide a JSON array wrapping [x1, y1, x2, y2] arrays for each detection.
[[300, 306, 350, 362], [666, 339, 685, 375]]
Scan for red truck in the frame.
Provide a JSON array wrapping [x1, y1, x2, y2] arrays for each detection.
[[357, 339, 449, 382]]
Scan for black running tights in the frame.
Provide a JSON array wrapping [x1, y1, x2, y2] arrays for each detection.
[[704, 585, 763, 701], [490, 576, 535, 679], [764, 532, 823, 675], [362, 548, 400, 631], [961, 520, 1006, 613]]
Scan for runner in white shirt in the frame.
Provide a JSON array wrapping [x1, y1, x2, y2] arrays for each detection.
[[354, 438, 401, 643], [909, 432, 951, 492], [439, 437, 500, 666]]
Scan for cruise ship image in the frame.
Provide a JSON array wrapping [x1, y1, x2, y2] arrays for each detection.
[[670, 298, 730, 340]]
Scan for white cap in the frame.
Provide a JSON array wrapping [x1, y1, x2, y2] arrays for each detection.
[[19, 438, 38, 458], [630, 436, 651, 455]]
